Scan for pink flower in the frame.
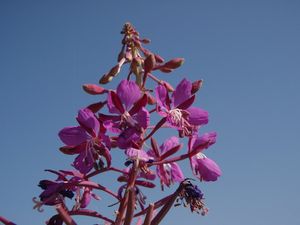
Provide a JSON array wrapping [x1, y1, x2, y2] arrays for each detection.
[[188, 132, 221, 182], [155, 79, 208, 137], [59, 108, 111, 174], [190, 153, 221, 182], [148, 137, 184, 189]]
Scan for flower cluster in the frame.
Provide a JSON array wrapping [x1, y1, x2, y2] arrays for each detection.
[[33, 23, 222, 225]]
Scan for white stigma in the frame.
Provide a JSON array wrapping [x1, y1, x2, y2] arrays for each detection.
[[168, 108, 183, 126]]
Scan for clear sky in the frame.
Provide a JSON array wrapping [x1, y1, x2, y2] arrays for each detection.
[[1, 1, 300, 224]]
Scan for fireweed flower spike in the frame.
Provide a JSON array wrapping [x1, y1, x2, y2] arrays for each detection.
[[33, 23, 221, 225], [59, 108, 111, 174], [155, 78, 209, 137]]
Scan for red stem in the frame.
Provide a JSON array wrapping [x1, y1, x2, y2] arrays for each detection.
[[149, 147, 203, 166], [56, 204, 77, 225], [86, 167, 126, 179], [68, 209, 114, 224], [0, 216, 16, 225]]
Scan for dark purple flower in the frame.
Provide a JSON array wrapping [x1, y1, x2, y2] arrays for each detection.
[[155, 79, 208, 137], [177, 179, 208, 215], [33, 170, 100, 212]]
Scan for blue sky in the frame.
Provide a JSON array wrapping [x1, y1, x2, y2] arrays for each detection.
[[1, 1, 300, 224]]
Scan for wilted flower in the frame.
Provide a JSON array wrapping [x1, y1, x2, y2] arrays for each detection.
[[176, 179, 208, 215]]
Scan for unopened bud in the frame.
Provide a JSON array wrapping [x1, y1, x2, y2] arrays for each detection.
[[163, 58, 184, 69], [99, 65, 121, 84], [125, 51, 133, 61], [161, 81, 174, 92], [159, 67, 173, 73], [140, 38, 151, 44], [144, 54, 156, 74], [82, 84, 106, 95], [108, 65, 121, 77], [154, 54, 165, 63], [99, 74, 113, 84], [147, 93, 156, 105], [87, 101, 106, 113], [191, 80, 203, 94]]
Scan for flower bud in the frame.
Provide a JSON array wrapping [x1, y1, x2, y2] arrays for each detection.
[[155, 54, 165, 63], [82, 84, 106, 95], [159, 67, 173, 73], [125, 51, 133, 61], [161, 81, 174, 92], [144, 54, 156, 74], [140, 38, 151, 44], [87, 101, 106, 113], [163, 58, 184, 69], [99, 65, 121, 84], [147, 93, 156, 105], [191, 79, 203, 94], [99, 73, 113, 84]]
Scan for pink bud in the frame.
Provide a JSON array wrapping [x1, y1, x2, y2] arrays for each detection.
[[99, 65, 120, 84], [87, 101, 106, 113], [159, 67, 173, 73], [163, 58, 184, 69], [161, 81, 174, 92], [147, 93, 156, 105], [108, 64, 121, 77], [191, 80, 203, 94], [99, 74, 113, 84], [140, 38, 151, 44], [144, 54, 156, 74], [82, 84, 106, 95], [125, 51, 133, 61], [154, 54, 165, 63]]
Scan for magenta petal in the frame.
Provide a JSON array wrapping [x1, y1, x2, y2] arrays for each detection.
[[117, 128, 140, 149], [134, 107, 150, 129], [125, 148, 152, 162], [192, 155, 221, 182], [191, 132, 217, 152], [107, 91, 121, 114], [73, 151, 94, 174], [77, 108, 100, 136], [155, 85, 168, 108], [160, 136, 179, 154], [172, 79, 192, 107], [117, 80, 141, 110], [170, 163, 184, 182], [59, 126, 89, 146], [186, 107, 209, 126], [80, 188, 91, 208]]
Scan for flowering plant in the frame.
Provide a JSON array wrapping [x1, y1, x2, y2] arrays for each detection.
[[1, 23, 222, 225]]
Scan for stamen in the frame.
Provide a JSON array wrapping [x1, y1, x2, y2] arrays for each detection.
[[121, 111, 138, 127], [167, 108, 183, 127], [195, 152, 206, 160], [32, 197, 44, 212]]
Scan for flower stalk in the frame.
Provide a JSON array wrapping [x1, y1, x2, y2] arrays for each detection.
[[34, 22, 221, 225]]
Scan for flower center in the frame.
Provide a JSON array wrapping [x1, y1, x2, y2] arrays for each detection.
[[195, 152, 206, 160], [121, 111, 137, 127], [167, 108, 183, 127], [167, 108, 193, 136]]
